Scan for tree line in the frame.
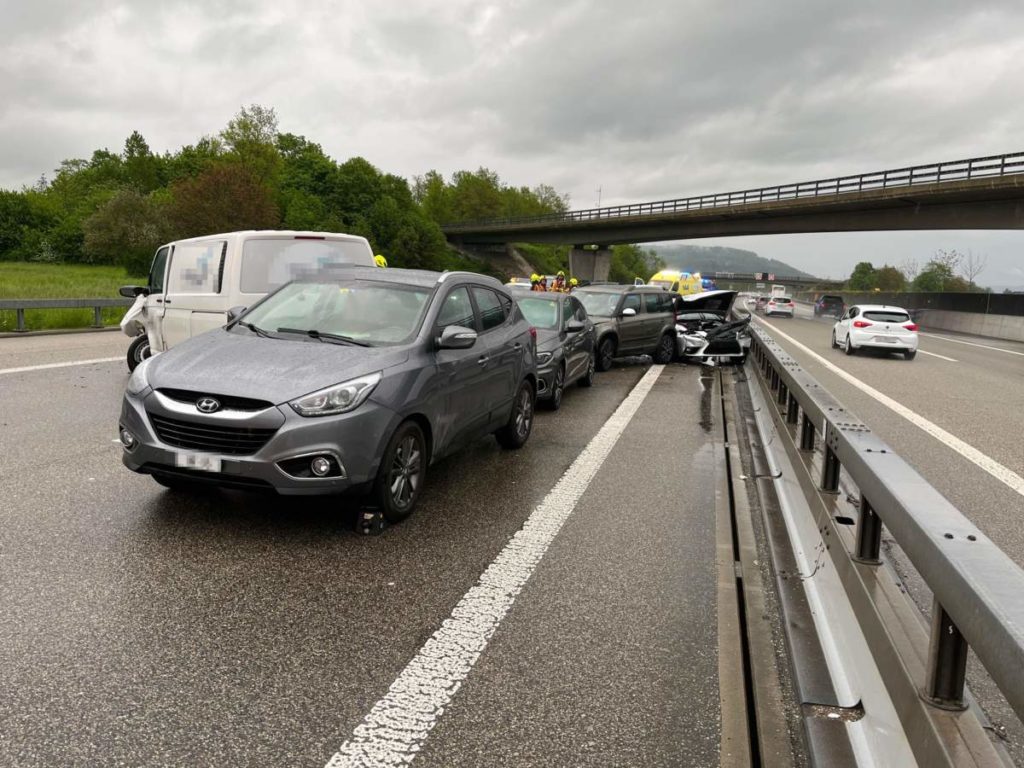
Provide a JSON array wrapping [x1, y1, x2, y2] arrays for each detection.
[[1, 105, 633, 279], [845, 249, 990, 292]]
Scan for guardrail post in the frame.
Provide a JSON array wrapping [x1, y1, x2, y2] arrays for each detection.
[[799, 413, 815, 451], [770, 367, 779, 391], [92, 306, 103, 328], [777, 380, 788, 406], [854, 495, 882, 564], [16, 308, 27, 332], [786, 393, 799, 424], [924, 599, 969, 710], [820, 425, 841, 492]]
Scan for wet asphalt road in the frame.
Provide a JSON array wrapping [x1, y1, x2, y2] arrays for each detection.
[[0, 333, 722, 767]]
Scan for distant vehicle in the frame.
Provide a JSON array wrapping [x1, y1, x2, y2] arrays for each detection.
[[119, 268, 539, 521], [514, 292, 596, 410], [831, 304, 918, 359], [648, 269, 703, 295], [118, 230, 377, 371], [814, 294, 845, 318], [574, 285, 678, 370], [765, 296, 795, 317], [505, 276, 533, 287], [770, 285, 787, 298], [754, 295, 770, 312]]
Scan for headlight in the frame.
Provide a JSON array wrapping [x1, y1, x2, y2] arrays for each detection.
[[126, 357, 152, 395], [289, 372, 382, 417], [536, 351, 554, 365]]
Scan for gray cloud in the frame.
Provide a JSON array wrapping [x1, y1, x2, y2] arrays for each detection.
[[1, 0, 1023, 285]]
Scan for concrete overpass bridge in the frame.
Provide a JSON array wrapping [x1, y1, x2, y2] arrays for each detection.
[[443, 152, 1024, 280]]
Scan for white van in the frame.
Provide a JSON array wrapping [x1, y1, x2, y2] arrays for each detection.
[[770, 284, 787, 298], [119, 230, 376, 369]]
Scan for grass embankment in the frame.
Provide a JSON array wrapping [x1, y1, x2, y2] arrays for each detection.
[[0, 262, 137, 332]]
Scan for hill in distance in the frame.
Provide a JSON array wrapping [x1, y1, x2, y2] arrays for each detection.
[[649, 244, 815, 279]]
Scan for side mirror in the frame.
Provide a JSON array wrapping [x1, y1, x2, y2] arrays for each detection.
[[437, 325, 477, 350], [621, 307, 637, 317], [566, 320, 585, 333], [119, 285, 149, 298], [226, 305, 247, 323]]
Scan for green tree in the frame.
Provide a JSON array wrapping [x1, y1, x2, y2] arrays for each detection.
[[874, 265, 906, 291], [82, 188, 171, 276], [848, 261, 877, 291], [220, 104, 282, 185], [912, 260, 970, 292], [123, 131, 162, 192], [608, 245, 663, 284], [168, 164, 280, 238]]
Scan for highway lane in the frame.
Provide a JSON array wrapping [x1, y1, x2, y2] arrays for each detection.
[[0, 332, 738, 767]]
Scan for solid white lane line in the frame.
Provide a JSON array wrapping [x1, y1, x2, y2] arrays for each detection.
[[753, 316, 1024, 498], [917, 349, 958, 363], [0, 356, 123, 376], [919, 332, 1024, 357], [324, 365, 666, 768]]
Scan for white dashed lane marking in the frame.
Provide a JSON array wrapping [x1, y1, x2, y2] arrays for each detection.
[[919, 332, 1024, 357], [0, 357, 122, 376], [324, 365, 665, 768], [917, 349, 958, 362]]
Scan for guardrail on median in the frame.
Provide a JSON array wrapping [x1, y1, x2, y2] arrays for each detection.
[[445, 151, 1024, 229], [747, 323, 1024, 759], [0, 298, 132, 332]]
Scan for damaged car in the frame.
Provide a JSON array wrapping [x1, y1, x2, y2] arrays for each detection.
[[673, 290, 750, 364]]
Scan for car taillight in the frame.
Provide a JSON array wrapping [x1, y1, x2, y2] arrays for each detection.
[[904, 323, 918, 331], [853, 320, 872, 328], [529, 326, 537, 341]]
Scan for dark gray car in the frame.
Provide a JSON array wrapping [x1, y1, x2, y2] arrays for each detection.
[[574, 285, 678, 371], [515, 292, 596, 410], [119, 268, 538, 522]]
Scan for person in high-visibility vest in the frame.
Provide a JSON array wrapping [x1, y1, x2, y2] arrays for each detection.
[[569, 277, 579, 292], [552, 270, 567, 292], [530, 273, 545, 292], [374, 254, 388, 268]]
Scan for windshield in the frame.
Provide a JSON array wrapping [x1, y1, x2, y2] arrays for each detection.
[[517, 297, 560, 329], [577, 291, 620, 317], [240, 280, 430, 345], [240, 237, 374, 294]]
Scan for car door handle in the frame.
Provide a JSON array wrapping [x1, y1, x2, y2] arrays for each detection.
[[477, 355, 490, 365]]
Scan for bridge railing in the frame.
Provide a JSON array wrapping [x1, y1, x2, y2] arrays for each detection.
[[747, 322, 1024, 725], [444, 151, 1024, 230]]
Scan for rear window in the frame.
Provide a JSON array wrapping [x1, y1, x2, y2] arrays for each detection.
[[240, 237, 374, 294], [774, 296, 792, 303], [518, 297, 559, 330], [863, 310, 910, 323]]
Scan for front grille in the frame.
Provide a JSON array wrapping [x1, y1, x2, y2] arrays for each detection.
[[148, 413, 277, 456], [156, 388, 273, 412]]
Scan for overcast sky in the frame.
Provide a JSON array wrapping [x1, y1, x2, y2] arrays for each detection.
[[2, 0, 1023, 286]]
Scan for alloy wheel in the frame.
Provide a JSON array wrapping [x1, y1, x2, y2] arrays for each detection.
[[389, 434, 422, 511]]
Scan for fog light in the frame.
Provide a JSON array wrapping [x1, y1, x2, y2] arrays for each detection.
[[119, 428, 136, 449], [310, 456, 332, 477]]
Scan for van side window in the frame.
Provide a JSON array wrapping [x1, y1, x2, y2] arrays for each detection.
[[149, 246, 169, 295], [167, 241, 226, 295]]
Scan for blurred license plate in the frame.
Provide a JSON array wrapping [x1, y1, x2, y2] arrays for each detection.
[[175, 452, 221, 472], [874, 336, 896, 343]]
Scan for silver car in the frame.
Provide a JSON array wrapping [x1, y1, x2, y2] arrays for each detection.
[[119, 268, 538, 522]]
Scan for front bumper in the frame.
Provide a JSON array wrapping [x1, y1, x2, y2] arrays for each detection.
[[119, 388, 398, 495]]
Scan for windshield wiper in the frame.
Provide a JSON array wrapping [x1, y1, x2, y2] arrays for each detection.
[[238, 321, 273, 338], [276, 327, 371, 347]]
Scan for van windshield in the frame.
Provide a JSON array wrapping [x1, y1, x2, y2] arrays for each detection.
[[240, 238, 374, 294]]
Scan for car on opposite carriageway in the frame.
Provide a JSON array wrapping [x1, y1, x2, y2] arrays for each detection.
[[514, 291, 596, 409], [119, 267, 538, 523]]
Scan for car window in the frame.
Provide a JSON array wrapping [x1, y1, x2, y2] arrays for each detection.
[[570, 297, 587, 322], [499, 293, 513, 319], [149, 246, 169, 295], [437, 286, 476, 330], [561, 299, 575, 325], [849, 307, 859, 318], [517, 297, 559, 329], [167, 241, 226, 295], [472, 287, 506, 332], [643, 293, 661, 313], [863, 310, 910, 323], [621, 294, 642, 314]]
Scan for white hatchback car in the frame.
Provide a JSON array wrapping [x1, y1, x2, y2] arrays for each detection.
[[765, 295, 795, 317], [832, 304, 919, 359]]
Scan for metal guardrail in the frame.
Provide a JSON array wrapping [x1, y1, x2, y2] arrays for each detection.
[[747, 323, 1024, 722], [0, 298, 131, 332], [445, 151, 1024, 230]]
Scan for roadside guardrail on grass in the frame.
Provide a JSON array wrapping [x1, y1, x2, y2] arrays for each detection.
[[0, 298, 132, 332]]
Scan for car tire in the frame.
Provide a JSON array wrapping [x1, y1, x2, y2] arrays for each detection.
[[596, 336, 616, 372], [544, 365, 565, 411], [844, 335, 856, 355], [373, 420, 427, 523], [904, 350, 917, 360], [577, 353, 596, 388], [495, 380, 535, 449], [653, 333, 674, 364], [127, 334, 151, 372]]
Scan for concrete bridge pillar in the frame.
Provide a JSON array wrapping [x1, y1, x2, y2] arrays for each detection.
[[569, 246, 612, 282]]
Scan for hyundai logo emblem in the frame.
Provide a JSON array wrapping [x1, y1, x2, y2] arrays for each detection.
[[196, 397, 221, 414]]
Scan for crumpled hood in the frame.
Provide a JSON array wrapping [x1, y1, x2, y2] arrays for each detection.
[[146, 329, 410, 404]]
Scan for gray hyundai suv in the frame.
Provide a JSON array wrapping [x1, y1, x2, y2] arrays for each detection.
[[574, 285, 678, 370], [119, 268, 538, 522]]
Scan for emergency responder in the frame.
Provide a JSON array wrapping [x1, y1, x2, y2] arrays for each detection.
[[552, 270, 567, 292], [569, 277, 579, 292], [374, 254, 388, 268], [530, 273, 545, 292]]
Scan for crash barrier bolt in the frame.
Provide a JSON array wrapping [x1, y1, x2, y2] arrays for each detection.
[[854, 495, 882, 564], [93, 306, 103, 328], [924, 599, 969, 710], [821, 445, 841, 493], [16, 308, 26, 332], [786, 393, 800, 424], [777, 381, 788, 406], [800, 413, 816, 451]]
